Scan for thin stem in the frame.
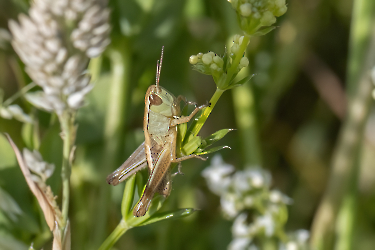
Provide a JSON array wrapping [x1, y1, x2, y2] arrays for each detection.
[[189, 88, 225, 137], [311, 16, 375, 250], [59, 111, 75, 230], [92, 40, 131, 246], [98, 219, 129, 250], [2, 82, 36, 107], [232, 79, 262, 166]]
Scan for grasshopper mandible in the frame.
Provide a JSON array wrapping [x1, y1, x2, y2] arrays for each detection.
[[106, 47, 208, 217]]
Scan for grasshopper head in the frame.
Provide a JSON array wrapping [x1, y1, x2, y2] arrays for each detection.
[[148, 86, 180, 117]]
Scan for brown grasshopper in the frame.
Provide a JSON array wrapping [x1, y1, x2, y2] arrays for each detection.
[[106, 47, 208, 217]]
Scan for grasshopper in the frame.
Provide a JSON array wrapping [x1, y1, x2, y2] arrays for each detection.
[[106, 47, 208, 217]]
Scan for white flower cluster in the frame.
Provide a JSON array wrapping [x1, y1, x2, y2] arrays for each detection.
[[9, 0, 110, 115], [23, 148, 55, 183], [280, 230, 310, 250], [228, 0, 287, 34], [202, 155, 302, 250]]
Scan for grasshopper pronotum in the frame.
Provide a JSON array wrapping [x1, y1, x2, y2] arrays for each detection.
[[106, 47, 208, 217]]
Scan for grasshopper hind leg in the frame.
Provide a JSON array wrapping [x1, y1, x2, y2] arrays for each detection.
[[156, 171, 172, 196]]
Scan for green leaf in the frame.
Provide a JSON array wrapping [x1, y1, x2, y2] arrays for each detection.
[[177, 122, 187, 153], [196, 145, 231, 155], [227, 74, 255, 89], [0, 234, 28, 250], [122, 174, 136, 220], [0, 187, 22, 222], [191, 63, 211, 75], [182, 135, 202, 155], [200, 129, 234, 149], [0, 134, 16, 170], [251, 26, 277, 37], [139, 208, 196, 227]]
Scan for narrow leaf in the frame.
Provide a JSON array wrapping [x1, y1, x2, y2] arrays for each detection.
[[196, 145, 231, 155], [182, 135, 202, 156], [200, 129, 234, 149], [121, 174, 136, 220], [5, 133, 57, 231], [251, 26, 277, 37], [139, 208, 196, 227], [227, 74, 256, 90]]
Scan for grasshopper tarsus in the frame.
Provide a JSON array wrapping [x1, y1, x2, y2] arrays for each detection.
[[172, 163, 184, 177]]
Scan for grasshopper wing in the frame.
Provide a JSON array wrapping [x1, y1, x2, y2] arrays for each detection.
[[106, 142, 147, 186], [133, 144, 172, 217]]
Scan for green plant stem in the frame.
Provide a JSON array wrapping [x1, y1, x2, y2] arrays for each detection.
[[92, 40, 131, 246], [59, 111, 75, 231], [232, 79, 262, 166], [310, 0, 375, 247], [2, 82, 36, 107], [190, 88, 225, 136], [98, 219, 129, 250]]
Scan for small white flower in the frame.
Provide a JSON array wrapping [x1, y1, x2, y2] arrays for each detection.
[[233, 172, 251, 192], [269, 190, 293, 204], [285, 242, 298, 250], [255, 213, 275, 236], [232, 213, 250, 237], [221, 194, 238, 218], [243, 196, 254, 207], [202, 154, 234, 195], [295, 229, 310, 244], [228, 237, 251, 250]]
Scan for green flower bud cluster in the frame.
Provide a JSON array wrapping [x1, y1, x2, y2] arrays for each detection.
[[189, 35, 250, 90], [189, 51, 225, 83], [228, 0, 287, 35]]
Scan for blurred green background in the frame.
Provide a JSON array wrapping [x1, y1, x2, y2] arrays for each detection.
[[1, 0, 375, 249]]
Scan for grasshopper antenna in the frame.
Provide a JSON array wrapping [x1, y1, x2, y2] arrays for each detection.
[[156, 46, 164, 91]]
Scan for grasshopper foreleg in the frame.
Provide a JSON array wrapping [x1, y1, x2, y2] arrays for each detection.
[[176, 95, 198, 109], [170, 103, 208, 127]]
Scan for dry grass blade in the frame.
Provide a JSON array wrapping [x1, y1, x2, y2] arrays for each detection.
[[5, 133, 58, 231]]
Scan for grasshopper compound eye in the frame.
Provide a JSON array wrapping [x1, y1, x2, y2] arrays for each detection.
[[149, 93, 163, 106]]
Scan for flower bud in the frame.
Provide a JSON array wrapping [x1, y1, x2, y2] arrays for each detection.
[[202, 53, 213, 65], [189, 55, 198, 65], [239, 57, 249, 68], [240, 3, 252, 17]]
